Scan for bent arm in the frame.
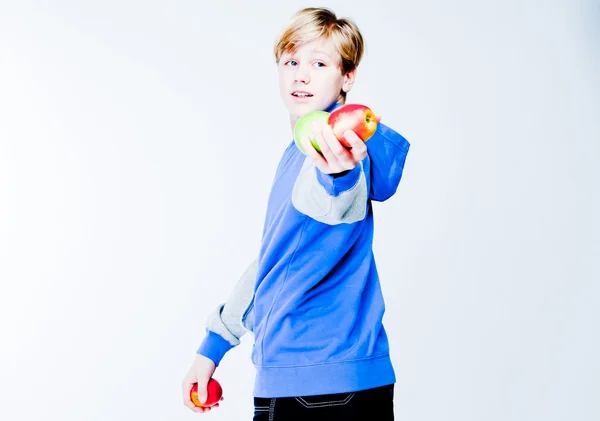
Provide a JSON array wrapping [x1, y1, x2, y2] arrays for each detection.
[[196, 257, 258, 366]]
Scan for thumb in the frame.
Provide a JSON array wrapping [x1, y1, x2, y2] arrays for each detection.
[[197, 380, 209, 404]]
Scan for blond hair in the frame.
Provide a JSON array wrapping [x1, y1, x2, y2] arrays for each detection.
[[274, 7, 365, 103]]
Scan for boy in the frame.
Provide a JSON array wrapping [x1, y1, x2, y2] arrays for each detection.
[[181, 7, 410, 420]]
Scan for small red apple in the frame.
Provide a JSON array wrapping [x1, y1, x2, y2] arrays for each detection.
[[190, 378, 223, 408], [328, 104, 380, 148]]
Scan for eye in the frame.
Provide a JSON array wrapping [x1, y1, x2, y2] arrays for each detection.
[[314, 61, 326, 68], [285, 60, 298, 67]]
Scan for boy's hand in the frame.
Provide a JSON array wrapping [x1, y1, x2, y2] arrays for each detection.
[[181, 354, 224, 413], [300, 121, 368, 175]]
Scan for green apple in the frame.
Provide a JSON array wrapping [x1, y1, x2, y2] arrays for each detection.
[[293, 111, 330, 155]]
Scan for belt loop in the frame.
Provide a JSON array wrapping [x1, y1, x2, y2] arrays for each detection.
[[269, 398, 276, 421]]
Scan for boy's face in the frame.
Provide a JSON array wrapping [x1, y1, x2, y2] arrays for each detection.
[[278, 37, 355, 125]]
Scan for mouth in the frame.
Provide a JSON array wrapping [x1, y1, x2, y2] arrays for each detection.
[[291, 91, 314, 98]]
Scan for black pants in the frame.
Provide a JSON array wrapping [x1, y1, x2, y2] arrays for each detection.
[[253, 384, 394, 420]]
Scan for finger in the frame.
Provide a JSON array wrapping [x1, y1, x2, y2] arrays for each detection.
[[300, 134, 319, 157], [374, 112, 381, 123], [197, 388, 208, 406], [181, 379, 208, 412], [182, 394, 205, 412], [184, 401, 206, 413], [302, 135, 330, 173], [315, 132, 344, 173], [181, 380, 195, 406], [312, 125, 346, 172], [321, 124, 355, 167], [188, 400, 210, 413], [308, 122, 327, 156], [312, 125, 335, 162], [344, 130, 367, 159]]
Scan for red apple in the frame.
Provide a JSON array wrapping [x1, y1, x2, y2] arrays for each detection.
[[190, 378, 223, 408], [328, 104, 380, 148]]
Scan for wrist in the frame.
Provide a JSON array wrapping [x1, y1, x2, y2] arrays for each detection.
[[331, 169, 351, 178], [315, 163, 362, 196]]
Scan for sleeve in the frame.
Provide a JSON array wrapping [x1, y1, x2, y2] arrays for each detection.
[[196, 257, 258, 366], [366, 122, 410, 202], [291, 157, 367, 225], [290, 121, 410, 223]]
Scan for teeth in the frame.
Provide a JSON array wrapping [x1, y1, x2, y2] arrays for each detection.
[[294, 92, 311, 97]]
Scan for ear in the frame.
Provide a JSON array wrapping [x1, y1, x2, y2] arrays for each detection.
[[341, 68, 357, 93]]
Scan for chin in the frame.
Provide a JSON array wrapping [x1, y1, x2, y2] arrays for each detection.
[[287, 101, 330, 118], [285, 104, 310, 117]]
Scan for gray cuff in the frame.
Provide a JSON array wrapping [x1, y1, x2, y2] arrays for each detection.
[[291, 157, 367, 225]]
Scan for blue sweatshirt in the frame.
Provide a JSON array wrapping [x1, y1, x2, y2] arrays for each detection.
[[197, 101, 410, 398]]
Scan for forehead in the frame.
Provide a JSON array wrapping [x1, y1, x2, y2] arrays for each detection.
[[284, 38, 339, 59]]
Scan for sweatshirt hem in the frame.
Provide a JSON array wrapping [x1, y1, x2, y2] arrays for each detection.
[[252, 353, 396, 398]]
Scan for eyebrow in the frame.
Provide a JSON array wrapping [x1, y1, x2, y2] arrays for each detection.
[[282, 49, 334, 61], [311, 49, 333, 58]]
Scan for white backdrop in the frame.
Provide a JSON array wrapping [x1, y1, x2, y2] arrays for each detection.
[[1, 1, 598, 420]]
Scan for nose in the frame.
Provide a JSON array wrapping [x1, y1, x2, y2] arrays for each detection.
[[294, 65, 310, 84]]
